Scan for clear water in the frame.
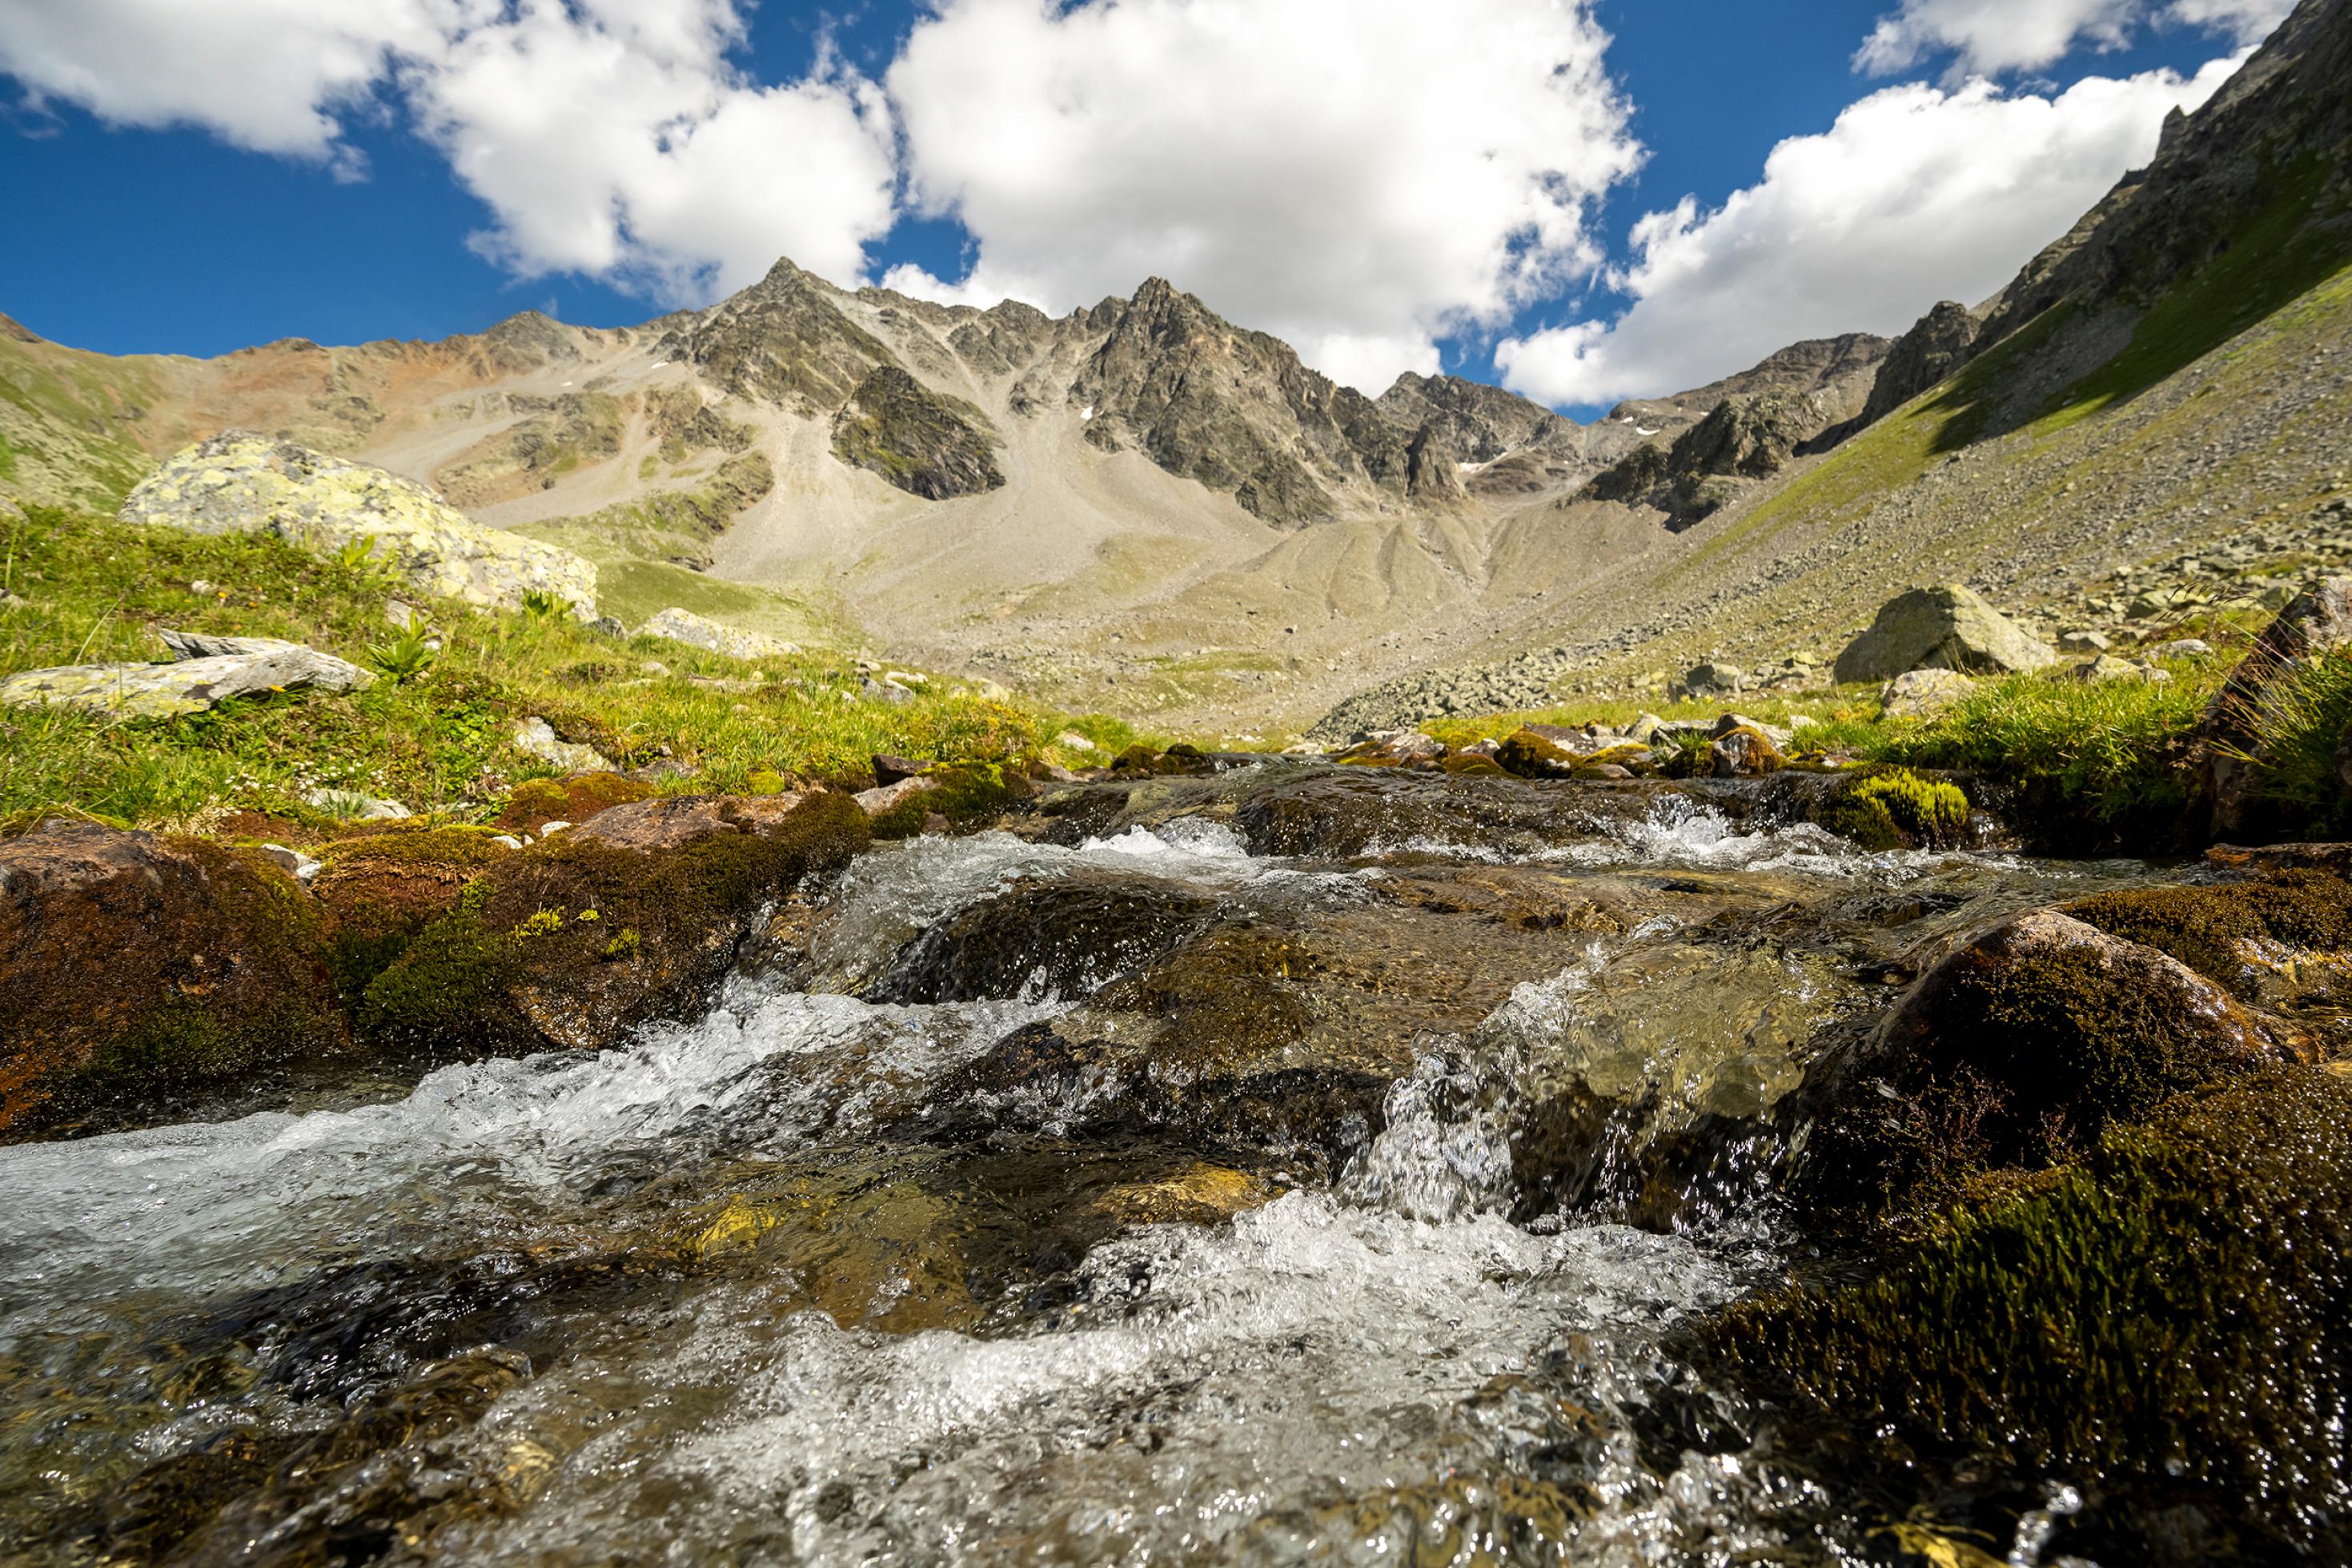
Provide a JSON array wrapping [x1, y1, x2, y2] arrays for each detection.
[[0, 787, 2157, 1565]]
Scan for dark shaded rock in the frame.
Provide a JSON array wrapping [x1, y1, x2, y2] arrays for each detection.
[[1823, 908, 2294, 1201], [1069, 277, 1414, 526], [1860, 299, 1981, 423], [866, 873, 1217, 1005], [0, 820, 349, 1141], [660, 256, 898, 411], [1403, 422, 1465, 501], [872, 753, 933, 787], [1580, 389, 1841, 526], [830, 365, 1004, 499], [1375, 371, 1567, 463]]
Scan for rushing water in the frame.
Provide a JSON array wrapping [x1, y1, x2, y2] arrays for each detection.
[[0, 771, 2162, 1566]]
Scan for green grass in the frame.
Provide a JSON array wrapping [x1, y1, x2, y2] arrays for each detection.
[[1427, 653, 2237, 839], [0, 505, 1141, 827], [2212, 645, 2352, 835], [1880, 664, 2222, 824]]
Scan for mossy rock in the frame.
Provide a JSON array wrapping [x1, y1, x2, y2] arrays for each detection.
[[1440, 755, 1510, 777], [2065, 868, 2352, 1005], [1712, 1067, 2352, 1563], [1816, 768, 1970, 850], [1819, 910, 2290, 1205], [1496, 728, 1577, 779], [359, 792, 869, 1056], [0, 820, 349, 1140], [321, 824, 516, 869], [496, 772, 656, 833], [1707, 725, 1786, 777]]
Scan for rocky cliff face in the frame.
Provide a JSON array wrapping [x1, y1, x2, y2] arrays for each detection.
[[1376, 373, 1567, 463], [1861, 302, 1983, 424], [1974, 0, 2352, 375], [831, 366, 1005, 500], [659, 259, 902, 413]]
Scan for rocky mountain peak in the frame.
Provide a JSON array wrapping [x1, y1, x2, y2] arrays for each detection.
[[1376, 372, 1568, 463], [661, 258, 900, 411]]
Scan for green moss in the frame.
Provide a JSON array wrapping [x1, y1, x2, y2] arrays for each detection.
[[867, 795, 930, 841], [1844, 936, 2268, 1201], [1819, 768, 1971, 850], [1714, 1068, 2352, 1561], [5, 836, 347, 1136], [496, 772, 655, 831], [1495, 728, 1573, 779], [321, 825, 515, 868], [1440, 756, 1508, 777], [2067, 869, 2352, 998], [923, 762, 1016, 824]]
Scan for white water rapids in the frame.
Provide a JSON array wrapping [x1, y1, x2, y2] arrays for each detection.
[[0, 797, 2148, 1566]]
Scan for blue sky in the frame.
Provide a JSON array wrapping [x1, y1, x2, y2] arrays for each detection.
[[0, 0, 2280, 417]]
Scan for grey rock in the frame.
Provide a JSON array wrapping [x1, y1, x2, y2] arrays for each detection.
[[303, 788, 411, 820], [513, 716, 613, 773], [0, 638, 374, 719], [1834, 584, 2057, 683], [258, 842, 324, 883]]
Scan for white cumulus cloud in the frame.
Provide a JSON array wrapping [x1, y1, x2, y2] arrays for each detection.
[[1494, 57, 2238, 411], [0, 0, 897, 302], [881, 0, 1643, 394], [1855, 0, 2291, 78]]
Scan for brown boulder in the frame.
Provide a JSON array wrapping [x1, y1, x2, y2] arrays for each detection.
[[566, 790, 814, 851], [0, 819, 348, 1140], [351, 792, 866, 1057]]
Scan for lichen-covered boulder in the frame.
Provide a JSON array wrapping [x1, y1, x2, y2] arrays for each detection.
[[121, 433, 598, 618], [0, 632, 371, 719], [1833, 585, 2056, 684], [637, 607, 798, 661], [512, 716, 612, 773], [0, 819, 349, 1139]]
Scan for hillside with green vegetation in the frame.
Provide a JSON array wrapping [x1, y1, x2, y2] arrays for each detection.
[[0, 502, 1136, 828]]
